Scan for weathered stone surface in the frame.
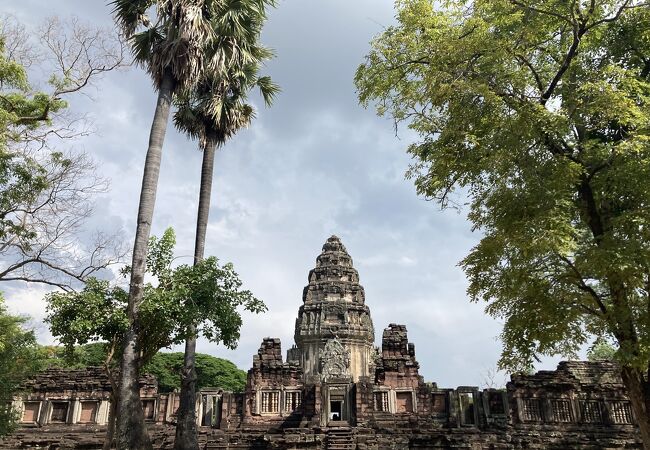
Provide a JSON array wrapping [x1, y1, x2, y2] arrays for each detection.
[[294, 236, 375, 383], [1, 236, 643, 449]]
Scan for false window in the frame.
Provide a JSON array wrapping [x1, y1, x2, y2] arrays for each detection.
[[374, 391, 389, 412], [284, 391, 302, 412], [521, 398, 543, 422], [261, 391, 279, 414], [580, 401, 603, 424], [431, 393, 447, 414], [21, 402, 40, 423], [79, 401, 98, 424], [50, 402, 69, 423], [610, 401, 633, 424], [488, 391, 506, 415], [395, 391, 414, 413]]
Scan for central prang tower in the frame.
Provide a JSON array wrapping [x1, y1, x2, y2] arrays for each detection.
[[288, 236, 375, 382]]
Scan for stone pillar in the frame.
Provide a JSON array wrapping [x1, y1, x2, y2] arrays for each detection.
[[97, 400, 111, 425], [70, 399, 80, 424]]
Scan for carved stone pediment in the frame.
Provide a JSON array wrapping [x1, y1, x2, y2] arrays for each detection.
[[320, 338, 350, 380]]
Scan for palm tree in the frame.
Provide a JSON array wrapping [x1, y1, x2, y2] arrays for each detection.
[[111, 2, 209, 448], [171, 59, 279, 450], [110, 1, 272, 448]]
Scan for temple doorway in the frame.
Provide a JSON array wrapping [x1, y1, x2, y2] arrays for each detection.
[[329, 400, 343, 421], [321, 383, 353, 426], [201, 393, 222, 427]]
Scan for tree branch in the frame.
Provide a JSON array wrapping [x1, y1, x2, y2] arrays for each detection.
[[540, 22, 583, 105], [556, 252, 608, 316], [1, 275, 74, 291], [586, 0, 644, 30], [514, 53, 545, 94], [509, 0, 574, 24]]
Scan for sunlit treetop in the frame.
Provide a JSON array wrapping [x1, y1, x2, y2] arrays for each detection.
[[356, 0, 650, 372]]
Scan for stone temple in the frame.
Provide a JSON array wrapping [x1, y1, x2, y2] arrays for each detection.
[[1, 236, 643, 449]]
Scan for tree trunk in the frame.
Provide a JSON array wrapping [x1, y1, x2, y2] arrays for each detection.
[[174, 139, 217, 450], [173, 327, 199, 450], [116, 71, 175, 450], [193, 139, 216, 265], [103, 347, 118, 450], [103, 392, 117, 450], [621, 366, 650, 450]]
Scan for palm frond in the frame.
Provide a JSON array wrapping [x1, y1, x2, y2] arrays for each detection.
[[256, 76, 280, 107], [111, 0, 154, 36], [170, 0, 278, 147], [130, 26, 164, 67]]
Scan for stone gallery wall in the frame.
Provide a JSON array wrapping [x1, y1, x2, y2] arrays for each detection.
[[2, 346, 642, 449], [1, 237, 643, 449]]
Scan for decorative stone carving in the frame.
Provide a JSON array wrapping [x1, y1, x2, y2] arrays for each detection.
[[294, 236, 375, 381], [360, 313, 374, 336], [4, 236, 645, 450], [324, 303, 347, 325], [320, 338, 350, 380]]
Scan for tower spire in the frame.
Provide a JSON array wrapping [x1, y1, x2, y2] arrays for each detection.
[[292, 235, 375, 382]]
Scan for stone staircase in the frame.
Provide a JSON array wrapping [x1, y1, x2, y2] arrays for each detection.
[[325, 426, 355, 450]]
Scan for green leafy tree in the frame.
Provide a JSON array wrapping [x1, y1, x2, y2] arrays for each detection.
[[31, 344, 246, 392], [36, 343, 113, 369], [588, 341, 618, 361], [172, 52, 279, 450], [143, 352, 246, 393], [0, 16, 126, 291], [0, 294, 42, 437], [111, 2, 274, 447], [356, 0, 650, 445], [46, 228, 264, 450]]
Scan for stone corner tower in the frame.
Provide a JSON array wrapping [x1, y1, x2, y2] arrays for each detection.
[[289, 235, 375, 382]]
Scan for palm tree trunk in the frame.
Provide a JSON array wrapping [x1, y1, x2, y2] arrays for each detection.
[[174, 138, 217, 450], [193, 139, 217, 265], [116, 70, 175, 450]]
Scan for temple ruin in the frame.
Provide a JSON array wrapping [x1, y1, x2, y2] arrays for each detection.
[[1, 236, 643, 449]]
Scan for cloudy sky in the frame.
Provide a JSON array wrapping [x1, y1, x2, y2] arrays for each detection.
[[5, 0, 567, 388]]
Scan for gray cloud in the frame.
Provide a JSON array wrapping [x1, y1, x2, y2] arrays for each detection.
[[3, 0, 568, 388]]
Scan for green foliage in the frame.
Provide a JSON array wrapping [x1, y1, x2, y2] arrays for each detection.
[[0, 29, 67, 243], [0, 17, 125, 291], [46, 278, 129, 358], [173, 60, 279, 152], [356, 0, 650, 372], [112, 0, 276, 91], [37, 343, 114, 369], [0, 294, 41, 437], [46, 228, 265, 368], [30, 344, 246, 393], [52, 344, 246, 391], [588, 341, 617, 361], [143, 352, 246, 393]]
